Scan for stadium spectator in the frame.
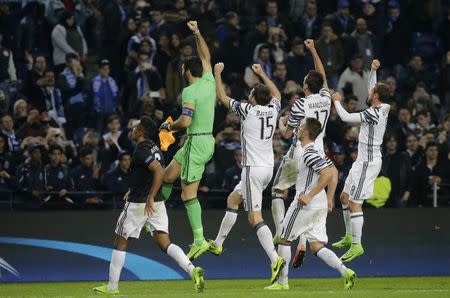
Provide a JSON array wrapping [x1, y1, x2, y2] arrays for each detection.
[[103, 151, 130, 197], [298, 0, 322, 39], [102, 115, 122, 152], [154, 32, 173, 83], [69, 146, 102, 205], [0, 133, 17, 191], [43, 144, 72, 206], [244, 18, 268, 62], [404, 133, 425, 171], [344, 95, 359, 113], [382, 135, 412, 208], [273, 62, 288, 91], [285, 38, 313, 85], [351, 18, 375, 69], [329, 143, 350, 204], [117, 16, 137, 81], [244, 44, 273, 87], [214, 124, 241, 188], [325, 0, 355, 38], [316, 24, 344, 89], [217, 11, 240, 46], [51, 11, 88, 73], [16, 144, 45, 202], [23, 53, 47, 100], [41, 69, 66, 128], [337, 54, 370, 110], [57, 53, 87, 137], [403, 55, 432, 95], [127, 18, 157, 64], [45, 0, 87, 27], [0, 32, 16, 86], [385, 76, 402, 106], [1, 114, 21, 154], [0, 90, 9, 116], [12, 100, 28, 130], [412, 111, 436, 138], [165, 39, 193, 104], [91, 59, 119, 131], [409, 142, 450, 207], [223, 149, 242, 190]]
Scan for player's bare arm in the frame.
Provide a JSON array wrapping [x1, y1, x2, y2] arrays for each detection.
[[188, 21, 212, 73], [160, 103, 195, 132], [304, 39, 328, 89], [299, 165, 336, 206], [331, 91, 362, 123], [145, 160, 164, 216], [252, 64, 281, 100], [326, 167, 338, 213], [368, 59, 380, 91], [214, 62, 231, 109]]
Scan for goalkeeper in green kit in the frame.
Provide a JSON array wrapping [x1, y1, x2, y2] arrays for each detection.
[[159, 20, 215, 260]]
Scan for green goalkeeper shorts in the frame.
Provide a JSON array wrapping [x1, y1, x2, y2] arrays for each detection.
[[174, 134, 215, 184]]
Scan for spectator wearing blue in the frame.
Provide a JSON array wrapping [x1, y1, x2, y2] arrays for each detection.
[[103, 151, 130, 198], [57, 53, 87, 137], [92, 59, 118, 132], [298, 0, 322, 39], [325, 0, 355, 38], [69, 146, 103, 205], [223, 149, 242, 191], [43, 144, 72, 206], [43, 69, 66, 128], [127, 18, 157, 64], [329, 143, 350, 204], [1, 114, 21, 154], [16, 144, 45, 202], [217, 12, 240, 46], [286, 37, 313, 85], [0, 133, 17, 191]]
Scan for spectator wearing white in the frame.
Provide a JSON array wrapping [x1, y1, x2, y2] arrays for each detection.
[[127, 19, 157, 64], [337, 54, 370, 110], [0, 32, 16, 84], [51, 11, 87, 72]]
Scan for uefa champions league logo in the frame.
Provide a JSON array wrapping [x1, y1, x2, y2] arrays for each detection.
[[0, 257, 20, 279]]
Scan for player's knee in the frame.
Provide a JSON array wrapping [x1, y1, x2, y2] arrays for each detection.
[[247, 212, 262, 227], [153, 232, 171, 252], [309, 241, 323, 254], [114, 236, 128, 251]]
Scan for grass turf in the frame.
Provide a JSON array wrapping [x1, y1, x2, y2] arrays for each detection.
[[1, 277, 449, 297]]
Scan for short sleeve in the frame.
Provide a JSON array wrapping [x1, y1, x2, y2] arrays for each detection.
[[181, 86, 196, 105], [268, 98, 281, 112], [304, 151, 333, 173], [287, 98, 305, 128], [136, 147, 156, 168], [201, 72, 215, 82], [359, 107, 380, 125], [230, 98, 251, 119], [319, 88, 331, 99]]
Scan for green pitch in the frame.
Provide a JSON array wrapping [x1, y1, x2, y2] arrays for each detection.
[[1, 277, 449, 297]]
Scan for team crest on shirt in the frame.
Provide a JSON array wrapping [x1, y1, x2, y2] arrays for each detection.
[[58, 171, 64, 179]]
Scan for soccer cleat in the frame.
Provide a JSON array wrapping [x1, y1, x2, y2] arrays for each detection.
[[270, 256, 286, 284], [343, 269, 356, 290], [187, 240, 211, 260], [340, 243, 364, 263], [292, 244, 306, 268], [332, 234, 352, 249], [264, 282, 289, 290], [272, 236, 280, 246], [208, 240, 223, 256], [192, 267, 205, 293], [93, 284, 119, 295]]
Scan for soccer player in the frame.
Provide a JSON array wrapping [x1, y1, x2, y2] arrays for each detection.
[[267, 117, 356, 291], [93, 117, 205, 295], [331, 59, 390, 262], [274, 39, 335, 267], [158, 21, 216, 260], [213, 62, 285, 285]]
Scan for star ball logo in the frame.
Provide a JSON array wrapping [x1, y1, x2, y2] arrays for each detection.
[[0, 257, 20, 279]]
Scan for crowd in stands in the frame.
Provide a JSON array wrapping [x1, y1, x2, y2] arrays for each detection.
[[0, 0, 449, 208]]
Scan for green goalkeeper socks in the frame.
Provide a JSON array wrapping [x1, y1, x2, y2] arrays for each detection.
[[184, 198, 204, 246], [161, 182, 173, 200]]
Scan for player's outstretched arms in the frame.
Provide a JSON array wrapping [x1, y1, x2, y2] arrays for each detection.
[[214, 63, 231, 109], [304, 39, 328, 89], [331, 91, 361, 123], [187, 21, 212, 73], [368, 59, 380, 92], [252, 64, 281, 100], [299, 165, 335, 206]]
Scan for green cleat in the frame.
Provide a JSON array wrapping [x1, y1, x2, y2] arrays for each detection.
[[343, 269, 357, 290], [192, 267, 205, 293], [340, 243, 364, 263], [332, 233, 352, 249], [208, 240, 223, 256], [264, 282, 289, 290], [93, 284, 119, 295], [272, 236, 280, 246], [270, 256, 286, 284], [187, 240, 211, 260]]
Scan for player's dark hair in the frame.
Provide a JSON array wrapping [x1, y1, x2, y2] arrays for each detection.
[[138, 116, 156, 139], [304, 70, 324, 94], [79, 146, 93, 158], [425, 141, 438, 152], [182, 56, 203, 78], [373, 83, 390, 102], [304, 117, 322, 141], [252, 83, 272, 106], [49, 144, 63, 154]]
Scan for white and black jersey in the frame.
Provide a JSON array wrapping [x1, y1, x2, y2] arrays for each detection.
[[230, 98, 281, 167], [287, 88, 331, 152], [295, 143, 334, 210], [357, 103, 390, 162]]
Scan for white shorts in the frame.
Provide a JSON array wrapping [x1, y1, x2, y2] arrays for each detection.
[[115, 201, 169, 239], [273, 145, 303, 191], [281, 202, 328, 243], [343, 159, 382, 204], [242, 166, 273, 211]]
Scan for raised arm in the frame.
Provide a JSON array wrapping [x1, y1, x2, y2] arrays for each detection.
[[304, 39, 328, 89], [331, 92, 362, 123], [214, 63, 231, 109], [368, 59, 380, 92], [187, 21, 212, 73], [251, 64, 281, 100]]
